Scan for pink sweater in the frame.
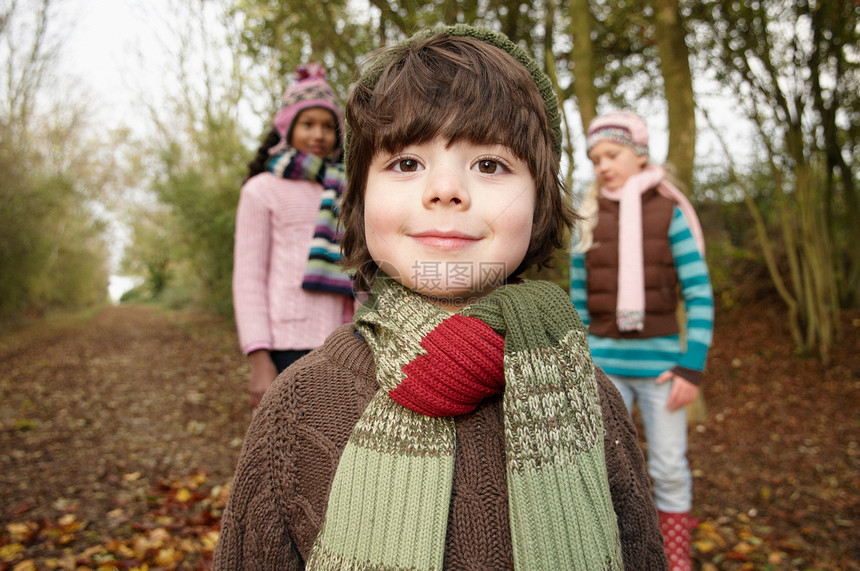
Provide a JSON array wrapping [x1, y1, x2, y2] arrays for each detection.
[[232, 173, 353, 355]]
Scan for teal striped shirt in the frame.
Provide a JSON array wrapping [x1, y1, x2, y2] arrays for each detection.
[[570, 206, 714, 379]]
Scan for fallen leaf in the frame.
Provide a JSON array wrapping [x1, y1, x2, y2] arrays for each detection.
[[11, 559, 36, 571], [0, 543, 25, 562], [693, 539, 717, 553]]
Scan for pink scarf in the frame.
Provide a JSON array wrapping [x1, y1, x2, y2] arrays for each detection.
[[600, 165, 705, 332]]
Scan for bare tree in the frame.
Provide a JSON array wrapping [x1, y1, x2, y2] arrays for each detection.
[[1, 0, 58, 138], [0, 0, 113, 318], [689, 0, 856, 361], [567, 0, 599, 128], [649, 0, 696, 190]]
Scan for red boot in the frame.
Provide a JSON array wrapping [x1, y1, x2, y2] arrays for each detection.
[[658, 511, 693, 571]]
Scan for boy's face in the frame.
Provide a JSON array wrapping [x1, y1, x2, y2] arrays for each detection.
[[364, 138, 536, 310], [587, 140, 647, 191], [290, 107, 338, 158]]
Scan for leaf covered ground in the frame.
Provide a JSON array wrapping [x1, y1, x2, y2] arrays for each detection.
[[0, 302, 858, 570]]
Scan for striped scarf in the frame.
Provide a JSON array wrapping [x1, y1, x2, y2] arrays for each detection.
[[307, 277, 623, 570], [267, 148, 353, 296]]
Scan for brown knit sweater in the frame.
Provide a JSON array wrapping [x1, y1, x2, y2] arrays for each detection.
[[213, 324, 667, 570]]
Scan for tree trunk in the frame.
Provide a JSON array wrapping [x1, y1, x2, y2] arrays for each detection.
[[567, 0, 598, 130], [807, 0, 860, 308], [701, 107, 805, 348], [543, 2, 575, 191], [650, 0, 696, 191]]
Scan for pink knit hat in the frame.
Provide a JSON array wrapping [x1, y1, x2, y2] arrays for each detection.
[[585, 110, 649, 156], [272, 63, 343, 149]]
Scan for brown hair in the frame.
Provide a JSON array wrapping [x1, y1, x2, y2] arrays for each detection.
[[340, 29, 577, 293]]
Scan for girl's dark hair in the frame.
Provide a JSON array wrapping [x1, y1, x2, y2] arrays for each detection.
[[340, 32, 578, 293], [245, 129, 282, 183]]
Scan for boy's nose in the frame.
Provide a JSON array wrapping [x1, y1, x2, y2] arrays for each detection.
[[423, 168, 470, 209]]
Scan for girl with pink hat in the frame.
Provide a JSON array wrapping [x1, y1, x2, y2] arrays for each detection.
[[571, 110, 714, 570], [232, 64, 354, 411]]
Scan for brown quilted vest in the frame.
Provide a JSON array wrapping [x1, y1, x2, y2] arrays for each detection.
[[585, 188, 680, 339]]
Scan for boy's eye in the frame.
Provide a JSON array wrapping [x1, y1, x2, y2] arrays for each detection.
[[392, 158, 421, 172], [473, 158, 509, 174]]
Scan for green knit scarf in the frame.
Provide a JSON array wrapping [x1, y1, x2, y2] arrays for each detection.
[[307, 278, 623, 570]]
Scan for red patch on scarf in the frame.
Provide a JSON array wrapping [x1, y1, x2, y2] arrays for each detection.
[[390, 314, 505, 417]]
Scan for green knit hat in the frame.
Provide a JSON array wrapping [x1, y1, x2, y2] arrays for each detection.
[[345, 24, 563, 158]]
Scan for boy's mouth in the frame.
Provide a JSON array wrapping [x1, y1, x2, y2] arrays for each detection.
[[410, 230, 480, 250]]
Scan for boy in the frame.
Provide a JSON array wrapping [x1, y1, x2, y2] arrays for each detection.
[[214, 25, 667, 570]]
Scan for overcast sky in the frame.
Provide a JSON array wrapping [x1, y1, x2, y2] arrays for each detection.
[[59, 0, 172, 129], [58, 1, 748, 165]]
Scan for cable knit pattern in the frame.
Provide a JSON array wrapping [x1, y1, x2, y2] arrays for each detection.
[[213, 324, 667, 570]]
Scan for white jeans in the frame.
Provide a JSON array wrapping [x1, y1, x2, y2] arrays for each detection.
[[608, 374, 692, 513]]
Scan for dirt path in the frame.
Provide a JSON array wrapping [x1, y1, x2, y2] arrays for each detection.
[[1, 302, 858, 569], [0, 305, 250, 527]]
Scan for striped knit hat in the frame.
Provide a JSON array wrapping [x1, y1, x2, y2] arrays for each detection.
[[586, 110, 649, 156], [273, 63, 343, 148]]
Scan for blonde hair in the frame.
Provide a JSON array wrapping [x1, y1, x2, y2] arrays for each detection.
[[571, 182, 600, 253]]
